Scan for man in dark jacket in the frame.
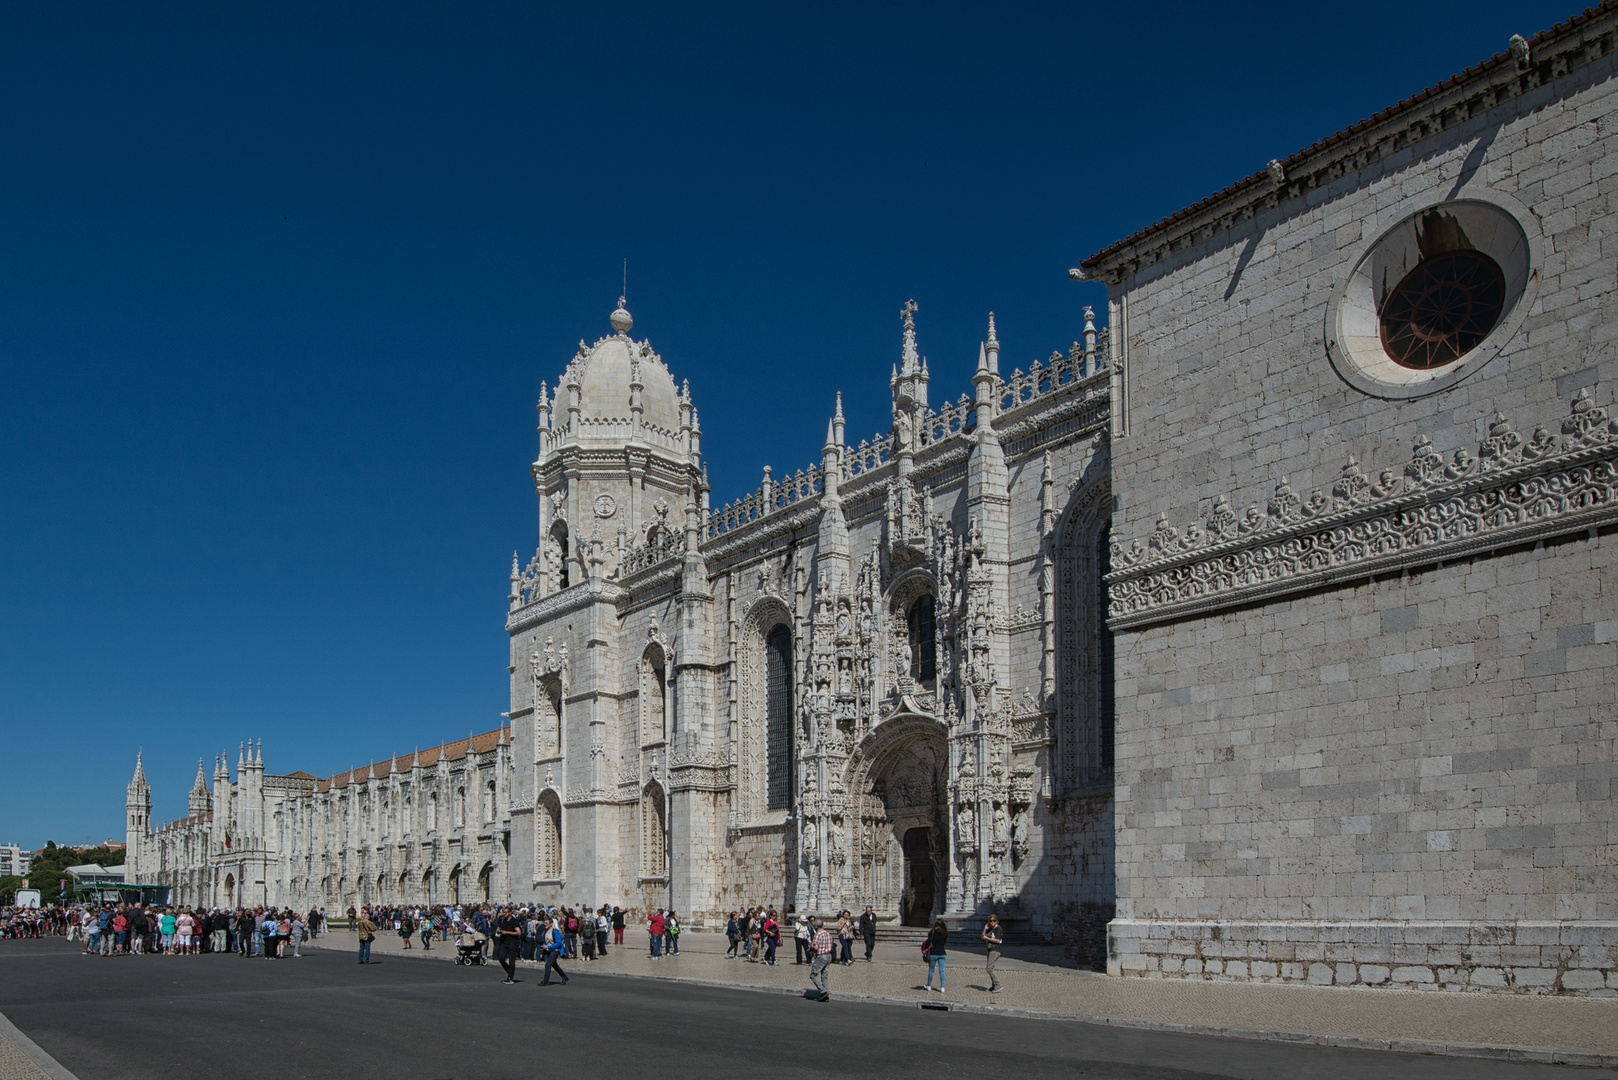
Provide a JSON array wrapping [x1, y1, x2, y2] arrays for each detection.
[[859, 906, 877, 962]]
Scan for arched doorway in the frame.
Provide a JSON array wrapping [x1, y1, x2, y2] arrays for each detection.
[[224, 873, 235, 908], [449, 865, 461, 905], [478, 862, 493, 903], [844, 714, 948, 925], [901, 828, 936, 926]]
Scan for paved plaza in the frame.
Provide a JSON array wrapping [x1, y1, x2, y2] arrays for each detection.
[[309, 927, 1618, 1067], [0, 936, 1609, 1080]]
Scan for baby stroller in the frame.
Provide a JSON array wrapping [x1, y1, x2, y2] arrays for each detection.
[[455, 933, 487, 966]]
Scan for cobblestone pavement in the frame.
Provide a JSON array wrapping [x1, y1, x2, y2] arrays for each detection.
[[0, 1035, 48, 1080], [315, 928, 1618, 1066]]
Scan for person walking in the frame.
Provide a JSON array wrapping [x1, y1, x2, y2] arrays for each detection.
[[420, 913, 433, 950], [981, 914, 1004, 993], [837, 910, 854, 965], [356, 911, 377, 965], [808, 918, 835, 1002], [923, 919, 949, 994], [859, 906, 877, 962], [539, 917, 570, 986], [724, 912, 739, 959], [495, 906, 522, 984]]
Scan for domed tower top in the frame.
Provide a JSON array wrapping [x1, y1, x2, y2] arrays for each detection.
[[609, 296, 633, 334]]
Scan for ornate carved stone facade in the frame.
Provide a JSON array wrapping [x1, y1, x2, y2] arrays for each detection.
[[506, 297, 1117, 938], [125, 732, 514, 911]]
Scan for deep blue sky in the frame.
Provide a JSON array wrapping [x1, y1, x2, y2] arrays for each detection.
[[0, 1, 1574, 848]]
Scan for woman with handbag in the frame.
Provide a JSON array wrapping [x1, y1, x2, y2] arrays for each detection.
[[922, 919, 949, 994]]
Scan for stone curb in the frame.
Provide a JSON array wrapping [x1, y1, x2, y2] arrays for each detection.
[[0, 1009, 80, 1080], [306, 942, 1618, 1070]]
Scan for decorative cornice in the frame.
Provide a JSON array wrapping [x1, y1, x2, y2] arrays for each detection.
[[506, 579, 627, 635], [1108, 390, 1618, 630], [1081, 4, 1618, 285]]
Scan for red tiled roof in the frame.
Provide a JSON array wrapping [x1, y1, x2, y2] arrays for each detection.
[[1082, 2, 1617, 273], [313, 726, 506, 793]]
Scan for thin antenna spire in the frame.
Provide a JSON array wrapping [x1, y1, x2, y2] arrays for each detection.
[[623, 258, 628, 302]]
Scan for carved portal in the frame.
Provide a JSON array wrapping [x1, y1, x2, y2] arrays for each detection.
[[843, 715, 947, 924]]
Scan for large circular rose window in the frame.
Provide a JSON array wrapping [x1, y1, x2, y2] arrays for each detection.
[[1378, 249, 1507, 369], [1327, 197, 1535, 399]]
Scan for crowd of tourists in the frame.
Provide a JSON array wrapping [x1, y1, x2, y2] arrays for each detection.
[[6, 896, 1012, 1003], [0, 905, 71, 938], [59, 903, 328, 957]]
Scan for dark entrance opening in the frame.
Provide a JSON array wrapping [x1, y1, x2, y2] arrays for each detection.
[[901, 827, 936, 926]]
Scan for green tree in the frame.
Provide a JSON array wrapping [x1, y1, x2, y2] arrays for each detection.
[[0, 875, 23, 903]]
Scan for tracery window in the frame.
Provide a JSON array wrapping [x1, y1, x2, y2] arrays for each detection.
[[907, 594, 937, 684], [765, 623, 794, 812], [641, 781, 666, 879], [642, 644, 667, 746], [538, 680, 563, 759], [1379, 248, 1505, 369], [536, 789, 562, 880]]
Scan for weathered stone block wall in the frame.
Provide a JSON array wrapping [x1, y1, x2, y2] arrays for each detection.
[[1111, 535, 1618, 991]]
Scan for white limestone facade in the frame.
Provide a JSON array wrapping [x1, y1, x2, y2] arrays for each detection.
[[125, 733, 514, 911], [1082, 10, 1618, 993], [504, 297, 1117, 951]]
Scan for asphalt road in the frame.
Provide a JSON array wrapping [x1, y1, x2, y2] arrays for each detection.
[[0, 938, 1609, 1080]]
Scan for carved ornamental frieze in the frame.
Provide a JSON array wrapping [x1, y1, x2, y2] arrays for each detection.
[[1108, 389, 1618, 630]]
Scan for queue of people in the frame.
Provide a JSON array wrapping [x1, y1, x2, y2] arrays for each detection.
[[3, 903, 329, 958]]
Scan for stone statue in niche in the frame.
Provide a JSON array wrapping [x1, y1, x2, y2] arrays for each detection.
[[895, 638, 912, 682], [955, 802, 976, 850]]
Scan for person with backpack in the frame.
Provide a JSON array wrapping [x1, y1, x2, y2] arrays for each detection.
[[539, 916, 570, 986], [564, 910, 580, 958]]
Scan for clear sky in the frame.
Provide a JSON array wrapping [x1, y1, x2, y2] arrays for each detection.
[[0, 0, 1575, 848]]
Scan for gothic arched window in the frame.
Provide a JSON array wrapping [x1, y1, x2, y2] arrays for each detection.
[[536, 789, 562, 881], [641, 781, 666, 879], [551, 520, 571, 590], [642, 644, 667, 746], [907, 594, 937, 684], [765, 623, 794, 811], [1097, 525, 1115, 775]]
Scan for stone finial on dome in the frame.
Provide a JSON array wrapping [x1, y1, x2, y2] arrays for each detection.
[[610, 296, 633, 334]]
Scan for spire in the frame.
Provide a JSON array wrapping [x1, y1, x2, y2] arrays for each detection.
[[899, 299, 920, 374], [985, 312, 1001, 377], [130, 751, 148, 788], [833, 392, 845, 446], [193, 758, 208, 791], [238, 742, 245, 769]]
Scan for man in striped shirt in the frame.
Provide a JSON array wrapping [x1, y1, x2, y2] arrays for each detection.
[[808, 918, 835, 1002]]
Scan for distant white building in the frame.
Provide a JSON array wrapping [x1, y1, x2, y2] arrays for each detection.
[[0, 844, 29, 877]]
